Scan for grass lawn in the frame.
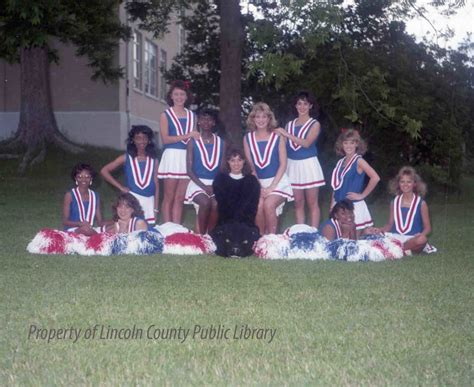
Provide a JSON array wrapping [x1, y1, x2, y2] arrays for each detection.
[[0, 148, 473, 385]]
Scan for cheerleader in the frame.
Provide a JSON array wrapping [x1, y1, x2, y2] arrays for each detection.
[[104, 193, 148, 233], [244, 102, 293, 235], [276, 91, 324, 227], [157, 80, 200, 224], [330, 129, 380, 235], [63, 163, 103, 235], [320, 199, 356, 241], [101, 125, 159, 224], [185, 109, 224, 234], [377, 166, 432, 254]]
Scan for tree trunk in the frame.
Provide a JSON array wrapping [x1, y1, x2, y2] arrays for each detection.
[[0, 46, 82, 173], [218, 0, 244, 145]]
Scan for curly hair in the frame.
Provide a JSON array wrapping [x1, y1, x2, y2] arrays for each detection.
[[334, 129, 368, 156], [111, 193, 145, 222], [293, 90, 320, 118], [70, 163, 97, 182], [330, 199, 354, 219], [126, 125, 157, 158], [166, 80, 194, 107], [389, 166, 427, 197], [246, 102, 278, 133], [221, 146, 252, 176]]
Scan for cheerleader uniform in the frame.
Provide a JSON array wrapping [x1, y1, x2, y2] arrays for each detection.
[[285, 118, 325, 189], [124, 154, 157, 224], [185, 134, 224, 202], [114, 217, 151, 233], [331, 154, 373, 230], [320, 218, 343, 240], [65, 188, 101, 232], [389, 194, 424, 244], [158, 107, 195, 179], [245, 132, 293, 215]]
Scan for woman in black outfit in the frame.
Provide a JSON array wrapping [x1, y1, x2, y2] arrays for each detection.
[[213, 146, 260, 227]]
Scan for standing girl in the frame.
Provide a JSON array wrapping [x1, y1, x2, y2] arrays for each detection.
[[157, 80, 200, 224], [101, 125, 159, 225], [276, 91, 325, 227], [185, 109, 224, 234], [378, 166, 432, 254], [244, 102, 293, 235], [330, 129, 380, 233], [63, 163, 103, 235]]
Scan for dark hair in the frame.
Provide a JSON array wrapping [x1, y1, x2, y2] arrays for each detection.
[[111, 193, 144, 222], [330, 199, 354, 219], [166, 80, 194, 107], [126, 125, 157, 158], [221, 146, 252, 176], [71, 163, 96, 182], [197, 108, 217, 120], [293, 91, 320, 118]]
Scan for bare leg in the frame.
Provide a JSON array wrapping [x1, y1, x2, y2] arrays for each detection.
[[194, 216, 200, 234], [404, 234, 427, 254], [305, 187, 320, 227], [263, 195, 285, 234], [171, 179, 189, 224], [293, 189, 305, 224], [207, 198, 218, 233], [256, 197, 265, 236], [161, 178, 178, 223], [193, 193, 212, 234]]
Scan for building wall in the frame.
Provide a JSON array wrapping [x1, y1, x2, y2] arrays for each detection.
[[0, 5, 184, 150]]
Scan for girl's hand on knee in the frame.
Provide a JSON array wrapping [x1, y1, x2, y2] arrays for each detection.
[[204, 186, 213, 196], [262, 188, 271, 198]]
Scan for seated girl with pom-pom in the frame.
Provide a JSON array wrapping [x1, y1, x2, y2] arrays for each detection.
[[63, 163, 104, 236], [104, 193, 148, 234], [320, 199, 357, 241]]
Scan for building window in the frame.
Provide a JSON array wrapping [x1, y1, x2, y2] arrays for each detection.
[[159, 49, 167, 100], [132, 31, 142, 90], [144, 40, 158, 97]]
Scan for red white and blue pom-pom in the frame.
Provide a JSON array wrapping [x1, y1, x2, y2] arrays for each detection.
[[254, 234, 290, 259], [254, 230, 405, 261], [154, 222, 191, 237], [27, 225, 215, 256], [27, 229, 85, 255], [163, 233, 215, 255], [27, 229, 164, 256], [110, 231, 164, 255]]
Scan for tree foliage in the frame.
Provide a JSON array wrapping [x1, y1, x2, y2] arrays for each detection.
[[165, 0, 472, 189], [0, 0, 130, 81]]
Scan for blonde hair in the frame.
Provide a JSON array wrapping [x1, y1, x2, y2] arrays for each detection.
[[389, 166, 427, 197], [246, 102, 278, 133], [334, 129, 367, 156]]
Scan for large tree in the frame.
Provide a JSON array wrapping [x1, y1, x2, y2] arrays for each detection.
[[0, 0, 130, 173]]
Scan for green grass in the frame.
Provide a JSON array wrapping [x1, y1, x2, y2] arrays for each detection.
[[0, 148, 473, 385]]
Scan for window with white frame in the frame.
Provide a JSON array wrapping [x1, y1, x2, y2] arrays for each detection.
[[132, 31, 142, 90], [159, 49, 167, 100], [144, 40, 158, 97]]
